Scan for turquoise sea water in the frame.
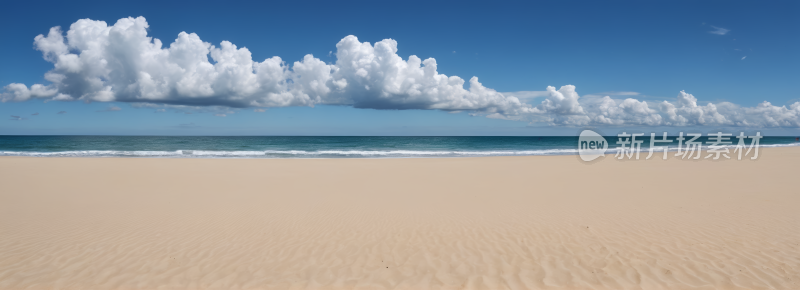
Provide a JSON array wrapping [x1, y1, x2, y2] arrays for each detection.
[[0, 136, 798, 158]]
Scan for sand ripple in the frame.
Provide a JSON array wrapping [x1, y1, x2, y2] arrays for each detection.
[[1, 150, 799, 289]]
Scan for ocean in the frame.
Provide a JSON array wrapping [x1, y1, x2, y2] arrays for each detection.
[[0, 135, 798, 158]]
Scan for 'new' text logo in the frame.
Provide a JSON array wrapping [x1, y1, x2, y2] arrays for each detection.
[[579, 130, 608, 162]]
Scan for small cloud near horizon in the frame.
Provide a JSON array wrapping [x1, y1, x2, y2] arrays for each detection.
[[254, 108, 266, 112], [57, 111, 66, 114], [742, 56, 747, 60], [709, 25, 730, 35], [31, 112, 39, 115], [503, 90, 641, 100], [174, 122, 200, 128], [97, 106, 122, 112], [214, 113, 227, 117], [10, 115, 25, 121], [596, 91, 640, 96]]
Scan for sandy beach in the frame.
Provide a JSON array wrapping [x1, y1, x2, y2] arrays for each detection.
[[0, 147, 798, 290]]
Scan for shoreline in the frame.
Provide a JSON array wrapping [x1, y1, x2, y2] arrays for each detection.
[[0, 141, 798, 159]]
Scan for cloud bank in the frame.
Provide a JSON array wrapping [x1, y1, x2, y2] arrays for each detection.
[[1, 16, 529, 116], [528, 86, 800, 127], [2, 16, 799, 127]]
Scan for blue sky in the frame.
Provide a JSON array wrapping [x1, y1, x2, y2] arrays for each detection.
[[1, 0, 798, 135]]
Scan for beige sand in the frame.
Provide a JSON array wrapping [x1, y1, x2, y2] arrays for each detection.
[[0, 147, 798, 290]]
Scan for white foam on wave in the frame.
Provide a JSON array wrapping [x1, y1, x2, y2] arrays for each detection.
[[1, 143, 797, 158], [0, 150, 184, 157], [0, 148, 580, 158], [757, 143, 800, 148]]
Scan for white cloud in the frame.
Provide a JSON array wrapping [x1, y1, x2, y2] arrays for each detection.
[[742, 56, 746, 60], [1, 83, 58, 102], [3, 16, 799, 128], [500, 91, 551, 100], [597, 91, 639, 96], [527, 86, 800, 127], [97, 106, 121, 112], [537, 86, 586, 114], [709, 26, 730, 35], [327, 36, 532, 115], [130, 102, 235, 115], [175, 122, 199, 128], [2, 16, 531, 117]]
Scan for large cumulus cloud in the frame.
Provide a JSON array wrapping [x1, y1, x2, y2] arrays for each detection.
[[328, 36, 531, 115], [1, 16, 530, 116]]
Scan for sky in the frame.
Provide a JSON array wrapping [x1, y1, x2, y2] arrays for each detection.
[[0, 0, 798, 136]]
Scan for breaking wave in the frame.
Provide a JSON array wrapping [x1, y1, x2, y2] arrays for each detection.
[[0, 149, 582, 158]]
